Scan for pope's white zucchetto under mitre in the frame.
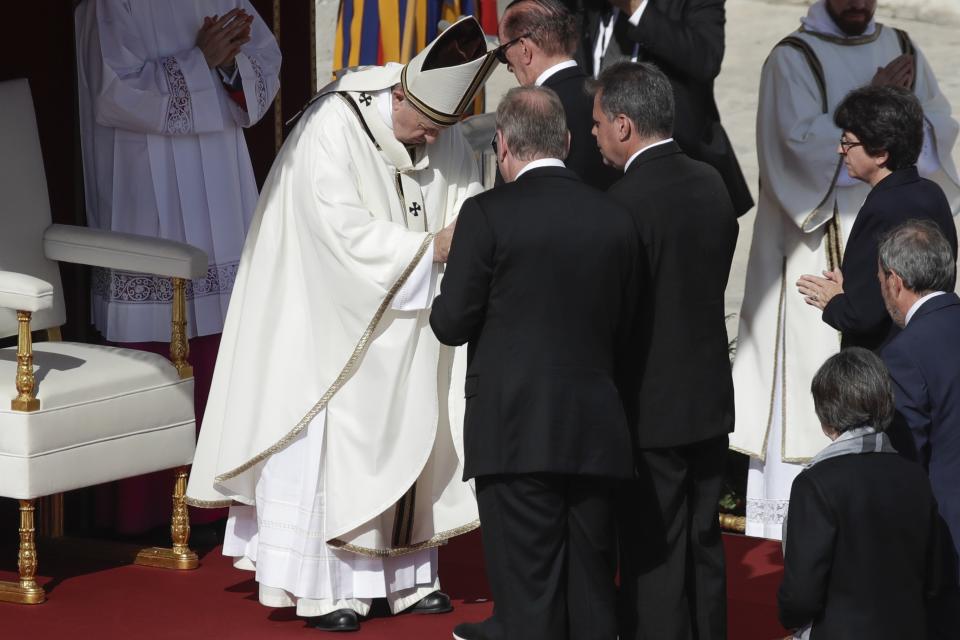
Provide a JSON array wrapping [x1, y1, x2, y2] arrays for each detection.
[[298, 16, 497, 129], [400, 16, 498, 126]]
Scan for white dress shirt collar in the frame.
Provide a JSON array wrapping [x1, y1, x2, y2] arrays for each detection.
[[515, 157, 566, 180], [624, 138, 674, 172], [535, 60, 578, 87], [905, 291, 947, 326]]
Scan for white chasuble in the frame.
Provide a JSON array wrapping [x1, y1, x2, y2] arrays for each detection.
[[731, 14, 959, 538], [75, 0, 281, 341], [187, 64, 482, 604]]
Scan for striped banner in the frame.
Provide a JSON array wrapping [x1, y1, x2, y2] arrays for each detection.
[[333, 0, 497, 72]]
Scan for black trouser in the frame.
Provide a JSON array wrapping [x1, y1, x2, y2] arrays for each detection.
[[618, 435, 729, 640], [475, 473, 619, 640]]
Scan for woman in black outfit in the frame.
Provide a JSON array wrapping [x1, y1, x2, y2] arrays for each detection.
[[796, 85, 957, 351]]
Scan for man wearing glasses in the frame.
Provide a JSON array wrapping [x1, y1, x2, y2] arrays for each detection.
[[730, 0, 960, 544], [496, 0, 618, 190]]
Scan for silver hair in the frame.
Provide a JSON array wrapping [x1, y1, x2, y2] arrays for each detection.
[[496, 85, 568, 161], [878, 219, 956, 294], [811, 348, 894, 434]]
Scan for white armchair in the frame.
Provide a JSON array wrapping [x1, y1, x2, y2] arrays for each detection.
[[0, 78, 207, 604]]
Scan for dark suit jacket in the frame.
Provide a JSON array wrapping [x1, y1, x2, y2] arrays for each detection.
[[883, 292, 960, 581], [822, 167, 957, 351], [430, 166, 639, 480], [541, 64, 619, 191], [575, 0, 754, 216], [779, 452, 941, 639], [608, 141, 738, 449]]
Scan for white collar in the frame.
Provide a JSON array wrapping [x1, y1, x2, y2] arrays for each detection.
[[624, 138, 674, 172], [535, 60, 578, 87], [905, 291, 947, 326], [800, 0, 877, 39], [515, 157, 566, 180]]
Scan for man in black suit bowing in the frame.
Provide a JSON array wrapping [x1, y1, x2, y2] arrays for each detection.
[[576, 0, 753, 216], [497, 0, 618, 190], [591, 62, 738, 640], [431, 85, 640, 640]]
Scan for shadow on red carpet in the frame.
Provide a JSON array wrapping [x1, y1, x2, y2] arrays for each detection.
[[0, 531, 787, 639]]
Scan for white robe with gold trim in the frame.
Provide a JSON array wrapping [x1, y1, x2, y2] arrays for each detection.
[[186, 65, 482, 604]]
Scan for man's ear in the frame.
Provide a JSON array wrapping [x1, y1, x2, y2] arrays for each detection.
[[497, 130, 509, 164], [616, 114, 631, 142], [564, 130, 571, 159], [889, 269, 906, 298], [391, 86, 404, 111]]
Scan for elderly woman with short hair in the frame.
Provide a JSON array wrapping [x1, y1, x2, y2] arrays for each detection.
[[778, 347, 942, 639], [796, 85, 957, 351]]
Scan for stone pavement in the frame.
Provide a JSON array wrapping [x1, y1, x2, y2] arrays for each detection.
[[483, 0, 960, 341]]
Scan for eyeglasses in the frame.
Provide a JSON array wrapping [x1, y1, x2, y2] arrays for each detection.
[[839, 136, 863, 153], [490, 133, 499, 155], [495, 33, 531, 64]]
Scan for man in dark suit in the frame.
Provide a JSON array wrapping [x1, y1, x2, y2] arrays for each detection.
[[431, 85, 639, 640], [879, 220, 960, 638], [590, 62, 738, 640], [497, 0, 619, 190], [574, 0, 753, 216]]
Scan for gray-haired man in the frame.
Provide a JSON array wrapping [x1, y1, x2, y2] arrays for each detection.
[[432, 84, 640, 640], [879, 219, 960, 637]]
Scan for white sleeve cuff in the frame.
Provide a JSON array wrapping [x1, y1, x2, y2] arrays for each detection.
[[916, 119, 942, 178], [392, 242, 437, 311], [217, 64, 240, 85], [629, 1, 649, 26]]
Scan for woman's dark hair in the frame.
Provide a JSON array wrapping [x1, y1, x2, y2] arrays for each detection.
[[833, 85, 924, 171], [811, 347, 895, 434]]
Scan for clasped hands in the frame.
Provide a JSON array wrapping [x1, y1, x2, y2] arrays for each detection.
[[797, 269, 844, 311], [196, 8, 253, 71], [872, 53, 914, 90]]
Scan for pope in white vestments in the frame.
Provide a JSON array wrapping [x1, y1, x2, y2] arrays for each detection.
[[186, 17, 498, 631], [730, 0, 960, 540], [75, 0, 281, 342]]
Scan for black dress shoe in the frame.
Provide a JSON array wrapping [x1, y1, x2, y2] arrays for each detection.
[[407, 590, 453, 614], [308, 609, 360, 632], [452, 621, 486, 640]]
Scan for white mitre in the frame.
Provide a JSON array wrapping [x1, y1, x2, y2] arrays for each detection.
[[313, 16, 498, 126]]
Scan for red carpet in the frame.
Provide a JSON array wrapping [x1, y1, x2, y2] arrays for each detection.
[[0, 531, 787, 639]]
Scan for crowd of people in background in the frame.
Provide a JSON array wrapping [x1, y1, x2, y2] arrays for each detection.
[[70, 0, 960, 638]]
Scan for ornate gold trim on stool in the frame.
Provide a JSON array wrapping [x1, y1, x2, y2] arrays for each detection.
[[719, 513, 747, 533], [169, 278, 193, 379], [135, 467, 198, 570], [0, 500, 46, 604], [11, 310, 39, 412]]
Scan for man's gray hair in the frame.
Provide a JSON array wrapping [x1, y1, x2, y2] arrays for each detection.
[[496, 85, 568, 161], [878, 219, 956, 294], [587, 62, 674, 139], [811, 347, 894, 434], [502, 0, 578, 57]]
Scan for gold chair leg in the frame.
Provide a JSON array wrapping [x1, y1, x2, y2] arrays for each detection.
[[0, 500, 46, 604], [169, 277, 193, 379], [11, 310, 39, 412], [134, 467, 199, 570]]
